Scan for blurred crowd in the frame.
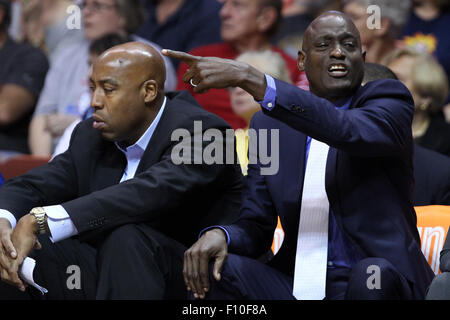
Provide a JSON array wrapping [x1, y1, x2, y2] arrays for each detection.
[[0, 0, 449, 161]]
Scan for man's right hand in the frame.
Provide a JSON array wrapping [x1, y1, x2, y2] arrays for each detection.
[[183, 228, 228, 299], [0, 218, 24, 290], [0, 218, 17, 261]]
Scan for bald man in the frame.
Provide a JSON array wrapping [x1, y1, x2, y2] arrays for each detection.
[[0, 42, 242, 299], [164, 11, 434, 300]]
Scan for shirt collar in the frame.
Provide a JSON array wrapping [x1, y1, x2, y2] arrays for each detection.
[[335, 96, 353, 110], [115, 96, 167, 158]]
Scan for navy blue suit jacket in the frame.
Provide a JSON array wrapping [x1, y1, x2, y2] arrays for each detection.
[[224, 79, 434, 298]]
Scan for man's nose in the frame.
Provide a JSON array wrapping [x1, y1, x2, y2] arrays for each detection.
[[91, 90, 103, 109], [330, 45, 345, 59], [219, 1, 230, 19]]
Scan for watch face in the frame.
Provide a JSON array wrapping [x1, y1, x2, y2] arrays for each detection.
[[32, 207, 45, 215]]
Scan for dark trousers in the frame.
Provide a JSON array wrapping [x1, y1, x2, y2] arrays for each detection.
[[0, 224, 187, 300], [206, 254, 414, 300], [426, 272, 450, 300]]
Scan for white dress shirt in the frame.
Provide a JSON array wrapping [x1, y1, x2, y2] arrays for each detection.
[[0, 97, 167, 243]]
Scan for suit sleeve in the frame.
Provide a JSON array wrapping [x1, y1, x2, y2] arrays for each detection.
[[60, 116, 237, 241], [265, 79, 414, 157], [0, 125, 81, 219], [223, 115, 278, 258]]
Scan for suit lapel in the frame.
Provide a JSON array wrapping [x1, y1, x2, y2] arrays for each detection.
[[90, 142, 127, 191], [136, 94, 178, 174]]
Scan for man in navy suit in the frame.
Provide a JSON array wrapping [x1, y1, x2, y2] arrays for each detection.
[[164, 11, 435, 300]]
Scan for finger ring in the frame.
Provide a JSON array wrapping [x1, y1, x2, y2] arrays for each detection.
[[190, 78, 198, 87]]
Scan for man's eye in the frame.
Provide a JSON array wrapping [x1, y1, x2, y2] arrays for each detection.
[[344, 42, 355, 48], [104, 88, 115, 93]]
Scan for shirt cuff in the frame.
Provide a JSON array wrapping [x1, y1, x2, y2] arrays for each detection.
[[256, 74, 277, 110], [198, 225, 230, 245], [44, 205, 78, 243], [0, 209, 17, 229]]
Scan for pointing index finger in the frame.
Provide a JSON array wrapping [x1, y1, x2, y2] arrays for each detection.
[[162, 49, 199, 65]]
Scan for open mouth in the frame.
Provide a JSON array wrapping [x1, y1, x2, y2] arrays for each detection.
[[328, 64, 348, 78]]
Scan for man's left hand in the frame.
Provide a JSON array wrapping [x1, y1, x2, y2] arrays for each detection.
[[2, 215, 41, 291]]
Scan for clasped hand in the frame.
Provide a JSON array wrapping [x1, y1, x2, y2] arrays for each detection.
[[0, 216, 41, 291]]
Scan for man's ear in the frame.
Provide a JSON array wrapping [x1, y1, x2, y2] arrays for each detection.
[[142, 80, 158, 105], [297, 50, 306, 71], [256, 7, 277, 34]]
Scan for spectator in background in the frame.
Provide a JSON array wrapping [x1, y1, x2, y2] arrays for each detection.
[[136, 0, 222, 69], [386, 48, 450, 157], [230, 49, 291, 175], [401, 0, 450, 87], [19, 0, 85, 62], [272, 0, 342, 58], [363, 62, 450, 206], [400, 0, 450, 124], [0, 0, 49, 161], [343, 0, 411, 64], [28, 0, 176, 157], [177, 0, 305, 130]]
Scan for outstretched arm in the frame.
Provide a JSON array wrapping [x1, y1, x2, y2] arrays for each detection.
[[162, 49, 267, 100]]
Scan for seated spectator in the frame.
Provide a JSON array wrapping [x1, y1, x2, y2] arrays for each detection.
[[230, 49, 291, 175], [401, 0, 450, 87], [386, 48, 450, 157], [0, 42, 242, 299], [177, 0, 305, 130], [52, 33, 133, 158], [0, 0, 49, 161], [343, 0, 411, 64], [136, 0, 222, 69], [271, 0, 342, 58], [413, 144, 450, 205], [20, 0, 85, 62], [362, 62, 450, 206], [401, 0, 450, 124], [29, 0, 177, 156]]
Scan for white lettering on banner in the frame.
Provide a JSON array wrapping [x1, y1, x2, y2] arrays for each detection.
[[418, 226, 445, 274]]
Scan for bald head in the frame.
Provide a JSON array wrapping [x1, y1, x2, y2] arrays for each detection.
[[96, 41, 166, 91], [303, 11, 362, 52]]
